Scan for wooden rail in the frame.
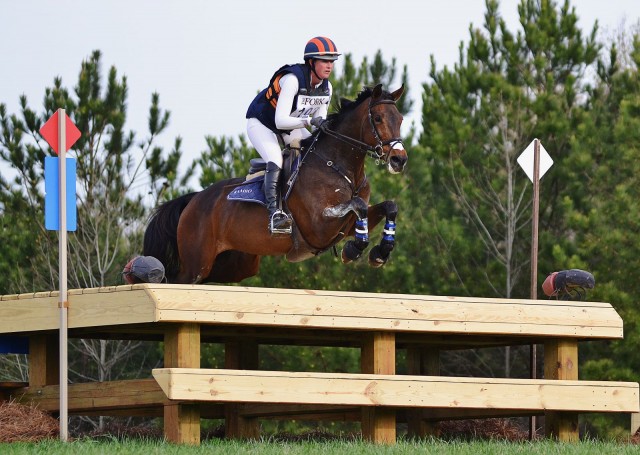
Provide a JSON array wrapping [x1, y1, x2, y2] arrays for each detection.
[[0, 284, 637, 445], [153, 368, 637, 412]]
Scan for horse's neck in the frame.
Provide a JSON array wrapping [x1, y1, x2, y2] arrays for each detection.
[[316, 113, 367, 178]]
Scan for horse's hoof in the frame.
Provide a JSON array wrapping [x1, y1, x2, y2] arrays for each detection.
[[341, 241, 363, 264], [341, 248, 352, 264], [368, 245, 388, 268]]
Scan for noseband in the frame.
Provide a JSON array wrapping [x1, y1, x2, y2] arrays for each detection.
[[318, 98, 404, 164]]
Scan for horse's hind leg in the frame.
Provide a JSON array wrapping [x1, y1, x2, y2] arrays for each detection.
[[205, 251, 261, 283], [366, 200, 398, 268], [175, 225, 218, 284]]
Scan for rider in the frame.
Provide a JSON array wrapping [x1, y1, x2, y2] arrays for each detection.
[[246, 36, 340, 234]]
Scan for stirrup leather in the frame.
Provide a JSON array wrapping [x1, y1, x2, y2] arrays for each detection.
[[269, 210, 293, 235]]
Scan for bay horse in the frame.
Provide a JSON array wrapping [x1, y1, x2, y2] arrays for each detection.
[[143, 84, 407, 284]]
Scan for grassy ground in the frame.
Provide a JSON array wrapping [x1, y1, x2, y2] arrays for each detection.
[[1, 438, 639, 455]]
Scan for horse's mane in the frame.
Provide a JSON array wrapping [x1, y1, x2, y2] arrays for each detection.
[[301, 86, 393, 149], [330, 86, 395, 122]]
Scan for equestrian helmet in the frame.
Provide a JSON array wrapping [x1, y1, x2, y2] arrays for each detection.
[[304, 36, 340, 61]]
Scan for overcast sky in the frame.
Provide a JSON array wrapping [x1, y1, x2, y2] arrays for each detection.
[[1, 0, 639, 177]]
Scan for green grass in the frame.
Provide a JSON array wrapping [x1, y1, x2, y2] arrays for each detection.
[[1, 438, 639, 455]]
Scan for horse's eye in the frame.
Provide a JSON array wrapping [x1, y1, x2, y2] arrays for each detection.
[[374, 115, 382, 123]]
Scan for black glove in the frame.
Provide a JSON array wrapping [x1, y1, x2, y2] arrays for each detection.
[[310, 117, 327, 129]]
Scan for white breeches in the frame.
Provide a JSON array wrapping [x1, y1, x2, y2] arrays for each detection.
[[246, 118, 311, 168]]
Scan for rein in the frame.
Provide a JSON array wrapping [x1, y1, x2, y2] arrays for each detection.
[[318, 99, 404, 164]]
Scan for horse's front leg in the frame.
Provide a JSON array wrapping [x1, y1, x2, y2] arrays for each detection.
[[366, 200, 398, 268], [323, 197, 369, 264]]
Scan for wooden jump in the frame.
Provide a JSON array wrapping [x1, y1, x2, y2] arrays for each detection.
[[0, 284, 637, 444]]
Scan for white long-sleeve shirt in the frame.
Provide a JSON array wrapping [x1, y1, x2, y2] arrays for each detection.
[[274, 73, 332, 131]]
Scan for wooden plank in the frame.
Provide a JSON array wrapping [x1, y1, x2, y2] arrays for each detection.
[[142, 284, 613, 309], [0, 287, 157, 333], [11, 378, 168, 412], [152, 368, 639, 413], [0, 297, 59, 333], [68, 288, 157, 328], [149, 286, 622, 339], [163, 323, 200, 445], [361, 332, 396, 443], [0, 284, 623, 339]]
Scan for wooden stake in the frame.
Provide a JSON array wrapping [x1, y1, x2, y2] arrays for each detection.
[[529, 138, 541, 439]]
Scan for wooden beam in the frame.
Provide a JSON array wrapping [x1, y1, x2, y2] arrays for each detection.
[[164, 323, 200, 445], [224, 340, 260, 440], [0, 286, 156, 333], [150, 285, 623, 339], [11, 378, 168, 412], [544, 339, 579, 441], [152, 368, 639, 413], [0, 285, 624, 340]]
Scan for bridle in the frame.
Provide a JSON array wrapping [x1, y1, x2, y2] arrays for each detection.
[[318, 98, 404, 165]]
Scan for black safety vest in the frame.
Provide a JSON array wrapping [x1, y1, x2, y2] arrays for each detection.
[[246, 64, 330, 134]]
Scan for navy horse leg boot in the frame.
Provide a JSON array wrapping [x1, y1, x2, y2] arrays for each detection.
[[264, 161, 292, 235]]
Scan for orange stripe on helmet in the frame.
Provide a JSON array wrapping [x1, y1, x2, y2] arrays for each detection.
[[310, 38, 326, 53], [321, 36, 336, 53]]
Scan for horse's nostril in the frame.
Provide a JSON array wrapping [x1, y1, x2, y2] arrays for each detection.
[[391, 155, 407, 167]]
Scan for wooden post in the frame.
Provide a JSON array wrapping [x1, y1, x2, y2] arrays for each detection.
[[57, 108, 69, 441], [29, 334, 59, 388], [406, 347, 440, 438], [361, 332, 396, 444], [224, 340, 259, 439], [529, 138, 541, 439], [544, 339, 579, 441], [164, 323, 200, 445], [632, 410, 640, 436]]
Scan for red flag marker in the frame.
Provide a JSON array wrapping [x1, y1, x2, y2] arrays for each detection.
[[40, 110, 81, 154]]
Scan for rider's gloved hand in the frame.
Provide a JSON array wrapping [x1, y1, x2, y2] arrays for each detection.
[[310, 117, 327, 129]]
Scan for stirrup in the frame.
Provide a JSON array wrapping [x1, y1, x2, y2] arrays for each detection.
[[269, 210, 293, 235]]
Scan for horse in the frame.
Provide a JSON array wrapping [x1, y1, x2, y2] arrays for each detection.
[[143, 84, 408, 284]]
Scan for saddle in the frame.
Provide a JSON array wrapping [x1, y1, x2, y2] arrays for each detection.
[[227, 147, 302, 206]]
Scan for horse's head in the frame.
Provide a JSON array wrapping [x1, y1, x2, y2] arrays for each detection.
[[320, 84, 408, 174], [362, 84, 407, 174]]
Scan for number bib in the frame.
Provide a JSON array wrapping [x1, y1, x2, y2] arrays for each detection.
[[291, 94, 330, 118]]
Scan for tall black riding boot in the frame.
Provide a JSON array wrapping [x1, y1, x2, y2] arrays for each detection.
[[264, 161, 292, 235]]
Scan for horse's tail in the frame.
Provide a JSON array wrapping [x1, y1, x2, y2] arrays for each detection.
[[143, 192, 197, 282]]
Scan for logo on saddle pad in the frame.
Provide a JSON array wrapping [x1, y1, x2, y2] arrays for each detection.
[[227, 176, 267, 206]]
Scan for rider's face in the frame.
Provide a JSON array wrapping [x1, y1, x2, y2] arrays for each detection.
[[313, 59, 334, 81]]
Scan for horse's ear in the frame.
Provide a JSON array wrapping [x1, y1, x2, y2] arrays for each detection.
[[372, 84, 383, 99], [391, 84, 405, 102]]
